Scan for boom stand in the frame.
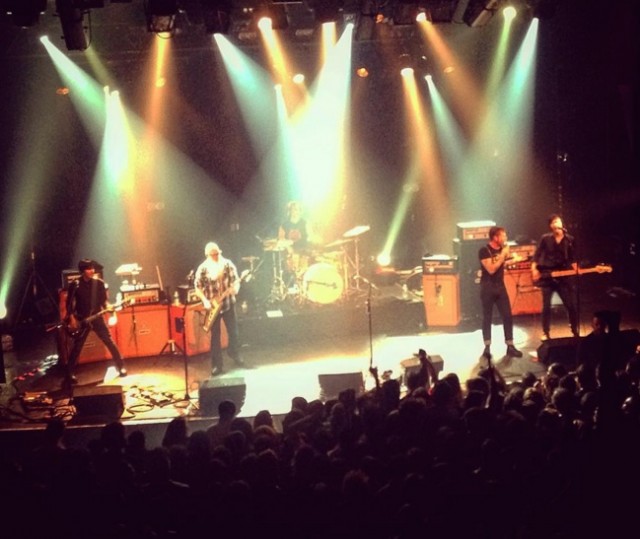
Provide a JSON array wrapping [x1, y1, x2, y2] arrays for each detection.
[[14, 249, 57, 328], [159, 300, 189, 400]]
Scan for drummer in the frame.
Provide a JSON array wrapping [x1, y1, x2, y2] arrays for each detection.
[[278, 200, 310, 249], [278, 201, 318, 276]]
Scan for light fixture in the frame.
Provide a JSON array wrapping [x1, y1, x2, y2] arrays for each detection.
[[201, 0, 231, 34], [3, 0, 47, 28], [55, 0, 91, 51], [462, 0, 499, 27], [144, 0, 178, 34]]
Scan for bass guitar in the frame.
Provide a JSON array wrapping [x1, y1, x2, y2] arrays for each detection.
[[64, 298, 134, 337], [534, 264, 612, 286], [202, 269, 251, 333]]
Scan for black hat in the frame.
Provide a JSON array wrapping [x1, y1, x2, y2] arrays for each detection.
[[78, 258, 94, 271]]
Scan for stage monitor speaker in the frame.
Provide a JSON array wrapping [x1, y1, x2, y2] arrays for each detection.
[[537, 337, 580, 369], [199, 377, 246, 416], [422, 274, 460, 326], [116, 304, 170, 358], [400, 354, 445, 387], [73, 385, 124, 422], [317, 372, 364, 401], [504, 269, 542, 315]]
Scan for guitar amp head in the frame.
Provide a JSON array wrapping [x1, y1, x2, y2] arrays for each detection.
[[120, 285, 162, 305]]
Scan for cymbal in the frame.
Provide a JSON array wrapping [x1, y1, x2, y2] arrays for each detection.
[[343, 225, 370, 238], [242, 256, 260, 262]]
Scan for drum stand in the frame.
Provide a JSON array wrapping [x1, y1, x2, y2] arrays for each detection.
[[344, 238, 372, 300], [267, 249, 287, 303]]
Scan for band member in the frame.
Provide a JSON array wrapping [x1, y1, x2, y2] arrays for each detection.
[[194, 242, 244, 376], [278, 200, 310, 250], [531, 214, 579, 340], [479, 226, 523, 359], [64, 259, 126, 385]]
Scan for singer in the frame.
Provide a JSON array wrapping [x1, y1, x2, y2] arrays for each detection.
[[478, 226, 523, 359], [531, 214, 579, 340]]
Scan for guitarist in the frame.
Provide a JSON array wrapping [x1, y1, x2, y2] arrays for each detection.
[[531, 214, 579, 340], [194, 242, 244, 376], [64, 259, 126, 385]]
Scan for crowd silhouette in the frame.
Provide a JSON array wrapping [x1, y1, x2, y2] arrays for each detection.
[[2, 323, 640, 539]]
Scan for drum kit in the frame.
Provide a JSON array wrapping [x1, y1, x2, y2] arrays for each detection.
[[254, 225, 371, 307]]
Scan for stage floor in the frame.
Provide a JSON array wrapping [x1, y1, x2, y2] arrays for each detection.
[[1, 278, 638, 445]]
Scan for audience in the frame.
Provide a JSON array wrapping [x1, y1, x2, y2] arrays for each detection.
[[3, 330, 640, 539]]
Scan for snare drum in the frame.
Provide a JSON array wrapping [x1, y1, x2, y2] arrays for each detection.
[[287, 251, 312, 275], [303, 263, 344, 304]]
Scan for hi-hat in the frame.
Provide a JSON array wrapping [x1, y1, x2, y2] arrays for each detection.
[[263, 238, 293, 251], [343, 225, 370, 238]]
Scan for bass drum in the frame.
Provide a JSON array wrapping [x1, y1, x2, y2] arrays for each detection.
[[303, 263, 344, 304]]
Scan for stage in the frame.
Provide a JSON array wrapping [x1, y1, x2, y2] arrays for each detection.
[[1, 275, 638, 451]]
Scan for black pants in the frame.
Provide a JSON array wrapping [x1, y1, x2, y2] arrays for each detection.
[[480, 283, 514, 344], [68, 317, 124, 373], [540, 279, 578, 335], [210, 306, 240, 370]]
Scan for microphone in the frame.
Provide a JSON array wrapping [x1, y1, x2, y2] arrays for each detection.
[[562, 227, 568, 233]]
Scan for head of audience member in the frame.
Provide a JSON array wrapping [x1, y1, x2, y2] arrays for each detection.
[[162, 417, 189, 448], [521, 371, 538, 389], [291, 396, 309, 414], [230, 417, 254, 447], [101, 421, 127, 453], [253, 409, 274, 430], [381, 378, 401, 411], [551, 387, 578, 419], [463, 390, 487, 410], [218, 400, 237, 422], [576, 363, 598, 393]]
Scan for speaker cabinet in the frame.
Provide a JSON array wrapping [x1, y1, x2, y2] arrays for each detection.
[[170, 304, 228, 357], [453, 238, 484, 321], [505, 269, 542, 315], [400, 354, 445, 387], [317, 372, 364, 401], [72, 385, 124, 422], [199, 377, 246, 416], [58, 290, 113, 364], [422, 274, 460, 326], [537, 337, 580, 368], [115, 304, 170, 358]]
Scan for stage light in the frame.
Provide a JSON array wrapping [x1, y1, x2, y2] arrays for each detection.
[[377, 253, 391, 267], [292, 73, 305, 84], [463, 0, 499, 27], [55, 0, 91, 51], [3, 0, 47, 27], [0, 303, 7, 320], [356, 66, 369, 78], [313, 0, 341, 23], [254, 3, 288, 30], [144, 0, 178, 34], [503, 5, 516, 22], [393, 0, 418, 25], [201, 0, 231, 34]]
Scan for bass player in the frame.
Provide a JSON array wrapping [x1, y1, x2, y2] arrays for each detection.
[[194, 242, 245, 376], [531, 214, 580, 340], [64, 259, 127, 386]]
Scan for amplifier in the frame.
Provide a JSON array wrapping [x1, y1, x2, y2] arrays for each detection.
[[456, 220, 496, 241], [509, 241, 536, 260], [61, 269, 103, 290], [177, 285, 201, 305], [422, 255, 458, 275], [121, 285, 161, 305]]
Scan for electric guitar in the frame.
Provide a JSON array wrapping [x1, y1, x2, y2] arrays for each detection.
[[64, 298, 134, 337], [533, 264, 612, 286], [202, 269, 251, 333]]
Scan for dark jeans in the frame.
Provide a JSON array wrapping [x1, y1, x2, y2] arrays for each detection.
[[210, 306, 240, 370], [480, 283, 514, 344], [540, 279, 578, 335], [68, 317, 124, 373]]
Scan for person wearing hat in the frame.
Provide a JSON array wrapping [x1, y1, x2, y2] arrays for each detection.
[[64, 259, 126, 385], [194, 242, 245, 376]]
